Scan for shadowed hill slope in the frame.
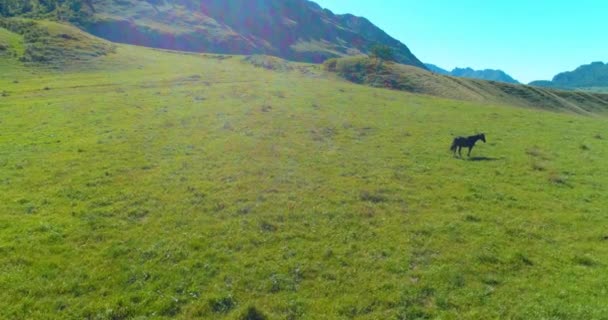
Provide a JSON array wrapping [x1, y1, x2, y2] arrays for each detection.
[[329, 57, 608, 114]]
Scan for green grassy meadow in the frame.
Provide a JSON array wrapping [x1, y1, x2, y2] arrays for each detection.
[[1, 27, 608, 319]]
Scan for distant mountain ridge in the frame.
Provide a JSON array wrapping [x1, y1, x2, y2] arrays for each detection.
[[425, 63, 519, 84], [529, 61, 608, 90], [425, 63, 450, 75], [0, 0, 426, 68]]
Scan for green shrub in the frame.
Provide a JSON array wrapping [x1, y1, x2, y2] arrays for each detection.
[[322, 57, 338, 72], [209, 296, 236, 313], [369, 44, 395, 62], [240, 306, 267, 320]]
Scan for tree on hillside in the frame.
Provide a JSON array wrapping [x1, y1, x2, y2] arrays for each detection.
[[0, 0, 32, 16], [80, 0, 94, 12], [369, 44, 395, 62], [369, 44, 394, 73], [0, 0, 90, 19]]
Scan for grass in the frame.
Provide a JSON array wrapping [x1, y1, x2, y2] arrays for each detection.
[[1, 26, 608, 319], [0, 26, 25, 57]]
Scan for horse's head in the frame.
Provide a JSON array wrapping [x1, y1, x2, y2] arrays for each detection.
[[479, 133, 486, 143]]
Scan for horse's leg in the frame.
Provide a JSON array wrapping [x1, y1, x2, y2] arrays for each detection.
[[458, 146, 462, 157], [468, 146, 473, 157]]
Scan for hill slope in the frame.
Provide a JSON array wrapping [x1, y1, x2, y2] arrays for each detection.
[[0, 18, 115, 67], [530, 61, 608, 92], [2, 0, 426, 68], [331, 57, 608, 114], [2, 21, 608, 319], [426, 63, 519, 84]]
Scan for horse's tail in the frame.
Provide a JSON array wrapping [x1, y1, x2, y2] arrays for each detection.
[[450, 139, 457, 151]]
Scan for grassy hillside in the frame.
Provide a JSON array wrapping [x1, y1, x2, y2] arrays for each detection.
[[327, 56, 608, 114], [578, 87, 608, 93], [0, 18, 115, 67], [1, 24, 608, 319]]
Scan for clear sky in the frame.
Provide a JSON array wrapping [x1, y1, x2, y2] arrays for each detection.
[[313, 0, 606, 83]]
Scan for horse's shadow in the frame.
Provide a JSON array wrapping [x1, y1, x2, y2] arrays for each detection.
[[466, 156, 501, 162]]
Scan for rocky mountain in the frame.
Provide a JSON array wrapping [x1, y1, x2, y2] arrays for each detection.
[[425, 63, 519, 84], [424, 63, 450, 75], [451, 67, 519, 84], [0, 0, 426, 68], [529, 61, 608, 89]]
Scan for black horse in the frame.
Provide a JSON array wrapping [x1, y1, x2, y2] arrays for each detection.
[[450, 133, 486, 157]]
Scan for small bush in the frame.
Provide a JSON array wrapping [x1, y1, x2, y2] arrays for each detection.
[[209, 296, 236, 313], [481, 275, 501, 286], [241, 306, 267, 320], [526, 147, 546, 159], [514, 253, 534, 266], [323, 58, 338, 72], [548, 173, 568, 185], [359, 190, 387, 203], [464, 215, 481, 222], [477, 253, 500, 264], [260, 221, 277, 232], [573, 255, 597, 267], [334, 56, 375, 83], [159, 299, 181, 316], [531, 161, 547, 171]]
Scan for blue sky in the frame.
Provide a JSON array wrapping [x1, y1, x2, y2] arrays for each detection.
[[313, 0, 606, 83]]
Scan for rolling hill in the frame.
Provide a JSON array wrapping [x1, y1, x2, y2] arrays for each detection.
[[331, 57, 608, 114], [426, 63, 520, 84], [529, 61, 608, 92], [0, 0, 427, 68], [2, 16, 608, 320], [0, 18, 115, 66]]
